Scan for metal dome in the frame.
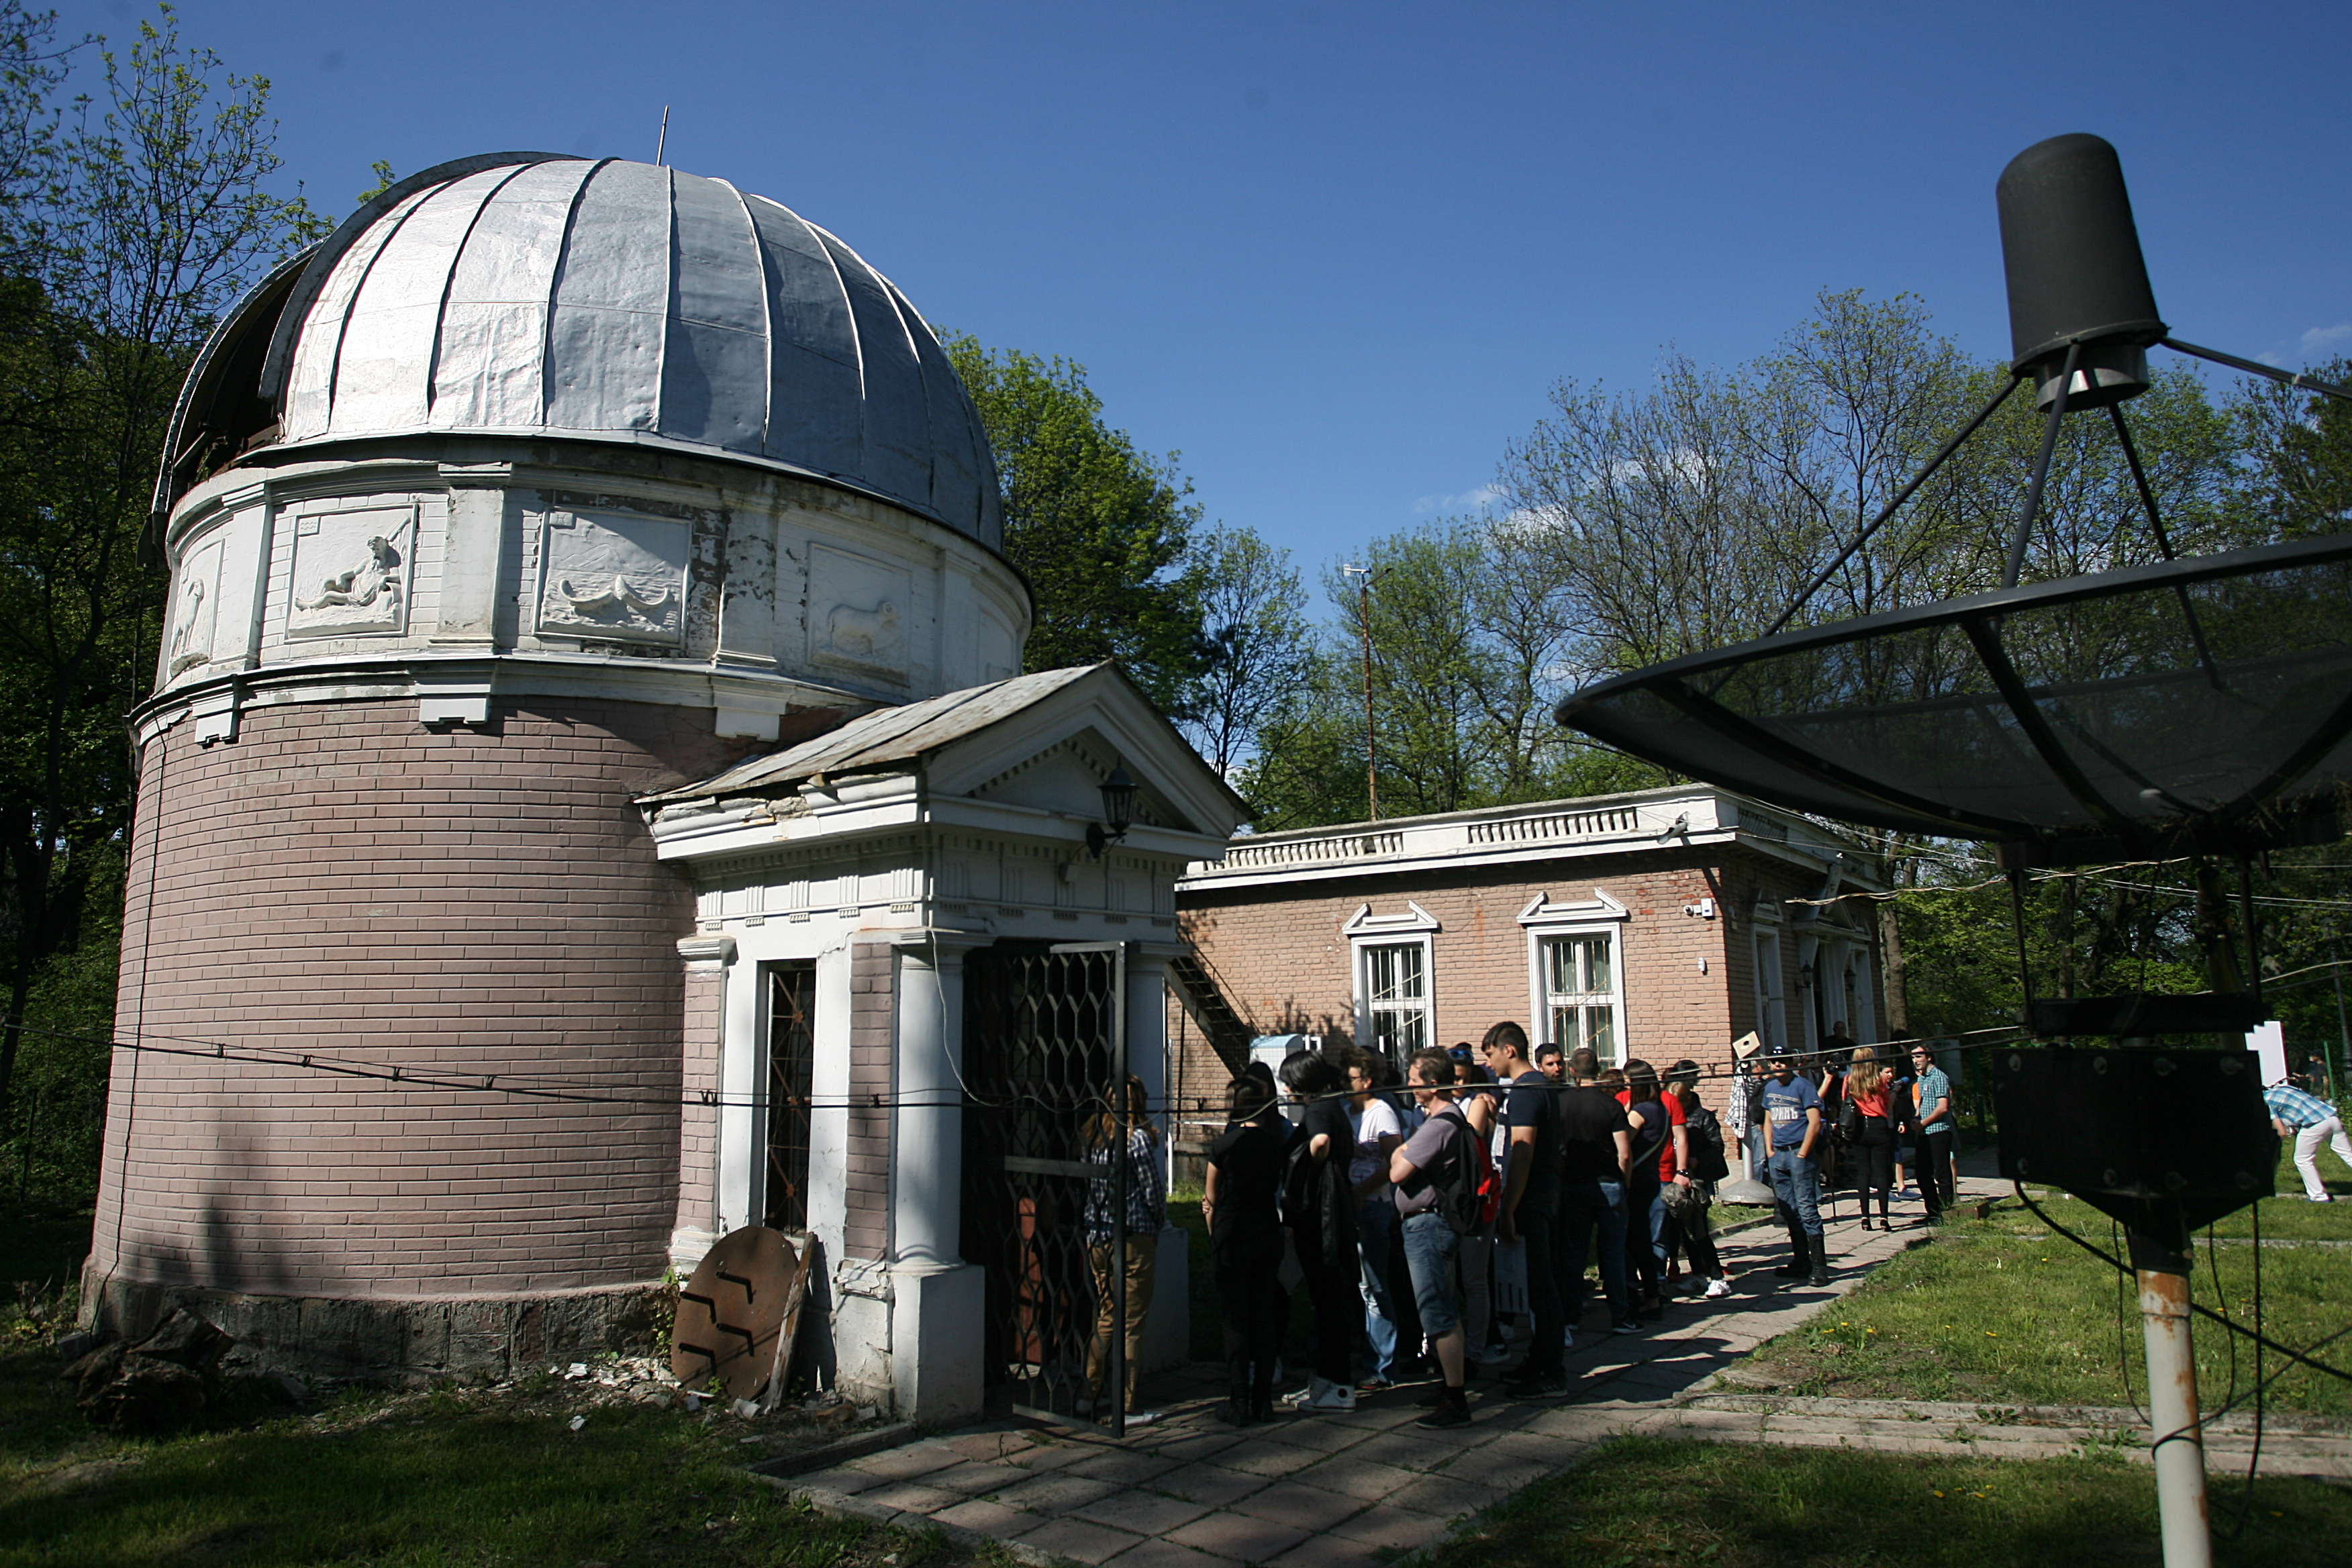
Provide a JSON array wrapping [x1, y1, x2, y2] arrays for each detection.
[[234, 154, 998, 545]]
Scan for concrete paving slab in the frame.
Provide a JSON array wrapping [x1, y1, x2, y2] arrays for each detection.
[[1014, 1514, 1149, 1564], [1101, 1539, 1228, 1568], [1226, 1480, 1368, 1533], [1295, 1453, 1429, 1502], [1067, 1447, 1187, 1485], [857, 1481, 965, 1514], [934, 1498, 1034, 1534], [1070, 1490, 1218, 1536], [1326, 1501, 1452, 1551], [991, 1470, 1121, 1513], [1148, 1462, 1276, 1508], [1165, 1510, 1314, 1563]]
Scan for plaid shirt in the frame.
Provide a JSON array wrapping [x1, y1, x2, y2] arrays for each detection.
[[1084, 1128, 1167, 1241], [2263, 1083, 2338, 1128]]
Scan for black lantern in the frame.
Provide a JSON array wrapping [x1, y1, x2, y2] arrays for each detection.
[[1087, 766, 1138, 858]]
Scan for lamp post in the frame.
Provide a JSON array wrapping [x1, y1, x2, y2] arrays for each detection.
[[1342, 565, 1379, 822]]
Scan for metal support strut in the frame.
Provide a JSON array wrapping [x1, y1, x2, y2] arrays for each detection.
[[2130, 1228, 2214, 1568]]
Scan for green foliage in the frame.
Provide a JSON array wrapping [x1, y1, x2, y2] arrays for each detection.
[[0, 3, 324, 1183], [1181, 524, 1312, 777], [942, 334, 1210, 717], [2234, 355, 2352, 537]]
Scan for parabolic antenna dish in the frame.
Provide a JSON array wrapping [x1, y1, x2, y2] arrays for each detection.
[[1555, 533, 2352, 867]]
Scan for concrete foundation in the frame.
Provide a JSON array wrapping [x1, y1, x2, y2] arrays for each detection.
[[81, 1265, 672, 1383]]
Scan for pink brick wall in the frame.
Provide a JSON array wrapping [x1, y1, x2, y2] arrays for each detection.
[[1173, 845, 1881, 1101], [94, 695, 763, 1300], [675, 965, 725, 1242], [844, 944, 893, 1261]]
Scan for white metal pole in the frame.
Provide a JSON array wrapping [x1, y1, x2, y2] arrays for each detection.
[[2133, 1234, 2212, 1568]]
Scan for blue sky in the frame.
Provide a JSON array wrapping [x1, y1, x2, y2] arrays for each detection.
[[57, 1, 2352, 610]]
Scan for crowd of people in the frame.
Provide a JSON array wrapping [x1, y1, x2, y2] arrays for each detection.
[[1191, 1021, 1961, 1430]]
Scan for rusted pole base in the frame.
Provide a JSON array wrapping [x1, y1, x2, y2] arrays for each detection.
[[2131, 1232, 2212, 1568]]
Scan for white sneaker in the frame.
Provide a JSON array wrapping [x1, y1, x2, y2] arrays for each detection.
[[1300, 1380, 1357, 1413], [1704, 1278, 1733, 1300], [2308, 1194, 2335, 1204], [1277, 1380, 1318, 1408]]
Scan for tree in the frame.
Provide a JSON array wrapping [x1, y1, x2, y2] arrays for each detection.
[[942, 335, 1209, 716], [1179, 524, 1312, 777], [0, 4, 324, 1131], [2234, 354, 2352, 538]]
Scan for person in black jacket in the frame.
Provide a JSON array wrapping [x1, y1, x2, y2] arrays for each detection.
[[1278, 1048, 1360, 1414], [1843, 1047, 1916, 1230], [1203, 1073, 1289, 1424]]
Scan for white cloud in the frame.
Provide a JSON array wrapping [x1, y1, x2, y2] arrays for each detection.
[[2300, 323, 2352, 362], [1412, 483, 1503, 515]]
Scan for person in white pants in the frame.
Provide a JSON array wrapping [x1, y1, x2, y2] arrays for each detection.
[[2264, 1080, 2351, 1202]]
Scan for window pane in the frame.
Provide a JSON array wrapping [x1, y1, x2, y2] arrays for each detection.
[[1547, 939, 1574, 995], [1579, 936, 1612, 993], [1369, 946, 1399, 1002], [1585, 1006, 1616, 1061], [1395, 944, 1424, 999]]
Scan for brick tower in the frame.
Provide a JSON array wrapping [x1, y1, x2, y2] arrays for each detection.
[[87, 153, 1029, 1375]]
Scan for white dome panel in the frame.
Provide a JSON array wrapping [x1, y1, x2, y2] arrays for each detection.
[[262, 154, 999, 547]]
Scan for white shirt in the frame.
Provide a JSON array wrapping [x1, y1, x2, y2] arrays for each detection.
[[1348, 1094, 1405, 1193]]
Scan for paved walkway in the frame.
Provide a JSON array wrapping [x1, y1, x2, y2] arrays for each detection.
[[765, 1178, 2352, 1565]]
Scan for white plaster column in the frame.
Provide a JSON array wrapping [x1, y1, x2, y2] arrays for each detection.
[[669, 935, 736, 1271], [887, 932, 985, 1424], [1126, 942, 1191, 1374]]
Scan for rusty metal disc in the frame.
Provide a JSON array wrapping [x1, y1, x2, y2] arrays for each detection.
[[671, 1225, 796, 1400]]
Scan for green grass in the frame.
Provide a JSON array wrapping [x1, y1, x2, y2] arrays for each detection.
[[1422, 1436, 2352, 1567], [0, 1321, 965, 1568], [1745, 1189, 2352, 1415]]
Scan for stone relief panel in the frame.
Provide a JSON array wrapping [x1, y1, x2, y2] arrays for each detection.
[[807, 542, 910, 683], [287, 507, 413, 639], [536, 509, 689, 647], [166, 538, 222, 677]]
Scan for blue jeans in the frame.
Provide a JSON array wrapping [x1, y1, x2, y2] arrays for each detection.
[[1356, 1199, 1400, 1381], [1768, 1148, 1824, 1235], [1557, 1177, 1630, 1325], [1399, 1210, 1461, 1336]]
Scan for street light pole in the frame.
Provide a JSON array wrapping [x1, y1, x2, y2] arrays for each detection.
[[1342, 565, 1378, 822]]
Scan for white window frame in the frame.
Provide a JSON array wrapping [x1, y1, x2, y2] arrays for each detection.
[[1518, 890, 1630, 1067], [1751, 891, 1789, 1055], [1345, 902, 1439, 1064]]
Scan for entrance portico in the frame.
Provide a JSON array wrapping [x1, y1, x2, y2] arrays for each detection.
[[644, 664, 1245, 1424]]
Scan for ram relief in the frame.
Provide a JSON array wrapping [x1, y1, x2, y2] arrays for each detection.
[[807, 542, 910, 683]]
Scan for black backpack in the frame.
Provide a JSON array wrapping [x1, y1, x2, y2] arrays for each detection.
[[1430, 1110, 1495, 1237], [1685, 1106, 1730, 1182]]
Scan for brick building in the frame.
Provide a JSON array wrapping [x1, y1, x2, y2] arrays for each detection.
[[1168, 787, 1887, 1153], [91, 152, 1241, 1424]]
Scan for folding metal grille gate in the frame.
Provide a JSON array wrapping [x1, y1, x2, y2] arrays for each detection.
[[764, 963, 816, 1232], [958, 941, 1127, 1428]]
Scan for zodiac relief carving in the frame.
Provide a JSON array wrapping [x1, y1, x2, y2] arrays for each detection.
[[557, 574, 676, 620], [297, 535, 403, 611], [807, 543, 911, 679], [167, 552, 217, 675], [287, 511, 411, 638], [535, 510, 688, 646], [824, 598, 899, 662]]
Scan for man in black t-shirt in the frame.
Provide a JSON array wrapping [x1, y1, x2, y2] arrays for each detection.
[[1481, 1021, 1567, 1399], [1556, 1046, 1636, 1337]]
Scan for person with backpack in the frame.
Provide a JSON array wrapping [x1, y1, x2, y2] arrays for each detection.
[[1277, 1049, 1360, 1414], [1617, 1059, 1687, 1318], [1555, 1046, 1636, 1341], [1204, 1072, 1289, 1424], [1389, 1046, 1483, 1429], [1662, 1061, 1732, 1300], [1482, 1022, 1569, 1400]]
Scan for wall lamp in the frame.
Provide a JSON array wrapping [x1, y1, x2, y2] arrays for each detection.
[[1086, 767, 1138, 858]]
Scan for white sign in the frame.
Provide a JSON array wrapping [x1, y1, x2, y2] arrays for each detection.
[[2245, 1020, 2287, 1086]]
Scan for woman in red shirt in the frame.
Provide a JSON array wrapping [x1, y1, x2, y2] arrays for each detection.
[[1846, 1049, 1898, 1230]]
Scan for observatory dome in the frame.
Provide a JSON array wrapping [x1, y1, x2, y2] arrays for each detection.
[[249, 154, 998, 545]]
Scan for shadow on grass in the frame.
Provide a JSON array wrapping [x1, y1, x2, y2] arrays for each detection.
[[1424, 1435, 2352, 1568]]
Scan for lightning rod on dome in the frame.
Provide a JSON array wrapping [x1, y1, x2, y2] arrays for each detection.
[[655, 105, 669, 167]]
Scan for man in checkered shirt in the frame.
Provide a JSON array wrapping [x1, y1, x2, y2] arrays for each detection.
[[2264, 1077, 2351, 1203]]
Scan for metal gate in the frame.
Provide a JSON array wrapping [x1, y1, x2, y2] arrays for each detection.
[[763, 963, 816, 1232], [958, 941, 1128, 1428]]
